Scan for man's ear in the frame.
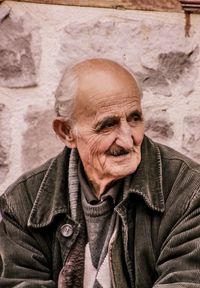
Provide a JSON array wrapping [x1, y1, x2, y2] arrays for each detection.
[[52, 117, 77, 148]]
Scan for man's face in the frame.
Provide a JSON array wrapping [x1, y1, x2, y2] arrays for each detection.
[[72, 67, 144, 187]]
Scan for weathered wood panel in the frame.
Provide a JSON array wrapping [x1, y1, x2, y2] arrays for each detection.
[[9, 0, 182, 12], [180, 0, 200, 12]]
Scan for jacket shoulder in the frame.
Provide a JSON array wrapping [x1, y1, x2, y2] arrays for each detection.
[[156, 140, 200, 175], [151, 139, 200, 208], [0, 155, 58, 227]]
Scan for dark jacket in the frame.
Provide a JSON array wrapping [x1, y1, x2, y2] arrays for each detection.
[[1, 136, 200, 287]]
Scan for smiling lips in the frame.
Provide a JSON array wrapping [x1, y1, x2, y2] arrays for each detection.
[[107, 146, 134, 157]]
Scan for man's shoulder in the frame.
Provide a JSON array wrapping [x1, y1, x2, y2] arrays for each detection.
[[154, 139, 200, 175], [144, 137, 200, 218], [149, 138, 200, 204], [144, 136, 200, 178], [2, 156, 55, 199], [0, 148, 68, 226]]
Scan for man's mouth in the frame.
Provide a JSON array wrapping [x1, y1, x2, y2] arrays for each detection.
[[107, 147, 132, 157]]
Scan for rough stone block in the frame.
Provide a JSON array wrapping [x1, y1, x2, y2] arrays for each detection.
[[0, 5, 10, 22], [22, 107, 64, 172], [158, 51, 192, 82], [144, 107, 174, 143], [182, 116, 200, 162], [138, 49, 198, 97], [136, 70, 171, 97], [59, 16, 198, 98], [0, 104, 10, 184], [0, 5, 41, 88]]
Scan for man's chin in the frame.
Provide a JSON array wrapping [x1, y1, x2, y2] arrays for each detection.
[[108, 162, 139, 179]]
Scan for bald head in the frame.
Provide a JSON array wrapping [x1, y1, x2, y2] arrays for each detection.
[[54, 58, 142, 121], [73, 58, 136, 79]]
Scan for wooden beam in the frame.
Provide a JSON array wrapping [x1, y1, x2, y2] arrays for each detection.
[[8, 0, 182, 12], [180, 0, 200, 12]]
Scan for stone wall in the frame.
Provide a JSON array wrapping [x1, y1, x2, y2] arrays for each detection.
[[0, 1, 200, 194]]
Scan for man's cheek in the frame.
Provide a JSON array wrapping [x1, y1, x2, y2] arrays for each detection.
[[88, 137, 106, 154], [97, 135, 116, 152], [135, 127, 144, 145]]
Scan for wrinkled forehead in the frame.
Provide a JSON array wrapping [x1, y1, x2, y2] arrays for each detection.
[[73, 63, 141, 120], [79, 62, 140, 97]]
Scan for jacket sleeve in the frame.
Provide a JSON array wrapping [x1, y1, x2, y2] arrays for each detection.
[[153, 188, 200, 288], [0, 194, 56, 288]]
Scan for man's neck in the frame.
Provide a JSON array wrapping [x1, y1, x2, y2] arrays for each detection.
[[81, 163, 121, 198], [86, 174, 119, 199]]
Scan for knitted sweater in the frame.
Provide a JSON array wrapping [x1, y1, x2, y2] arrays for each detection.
[[58, 149, 122, 288]]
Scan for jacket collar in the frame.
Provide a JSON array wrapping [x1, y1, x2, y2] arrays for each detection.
[[28, 148, 71, 228], [125, 135, 165, 212], [28, 136, 164, 228]]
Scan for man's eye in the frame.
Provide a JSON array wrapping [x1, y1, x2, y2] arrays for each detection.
[[103, 121, 115, 129], [128, 112, 142, 122], [133, 114, 141, 121], [95, 119, 117, 133]]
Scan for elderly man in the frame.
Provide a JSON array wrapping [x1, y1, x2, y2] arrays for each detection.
[[1, 58, 200, 288]]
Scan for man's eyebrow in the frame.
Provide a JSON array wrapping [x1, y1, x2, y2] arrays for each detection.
[[94, 116, 119, 132], [127, 109, 143, 118]]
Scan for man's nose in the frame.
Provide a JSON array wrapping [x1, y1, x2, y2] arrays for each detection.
[[115, 122, 133, 149]]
